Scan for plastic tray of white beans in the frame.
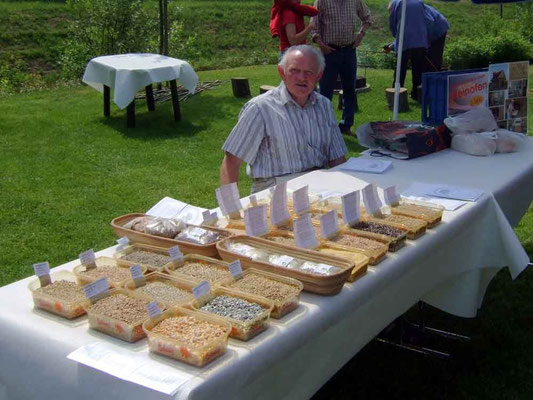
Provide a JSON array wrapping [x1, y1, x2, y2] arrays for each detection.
[[190, 287, 273, 341], [114, 243, 173, 272], [143, 307, 232, 367], [82, 288, 164, 342], [73, 256, 148, 288], [222, 268, 304, 319], [124, 272, 195, 308], [28, 270, 87, 319], [165, 254, 233, 286]]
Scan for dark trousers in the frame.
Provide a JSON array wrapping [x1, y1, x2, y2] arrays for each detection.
[[427, 34, 446, 72], [319, 47, 357, 131], [393, 47, 427, 100]]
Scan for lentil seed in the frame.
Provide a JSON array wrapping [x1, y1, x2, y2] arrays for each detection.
[[89, 294, 150, 324], [35, 280, 85, 302], [121, 250, 171, 268], [201, 295, 265, 321], [152, 315, 226, 345]]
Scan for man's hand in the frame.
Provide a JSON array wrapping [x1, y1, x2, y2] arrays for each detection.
[[354, 31, 366, 48], [317, 39, 335, 55]]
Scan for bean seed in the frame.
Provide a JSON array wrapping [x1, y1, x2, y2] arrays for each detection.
[[89, 294, 150, 324], [135, 281, 190, 305], [35, 280, 85, 302], [121, 250, 171, 268], [201, 295, 265, 321], [152, 315, 226, 345], [174, 262, 230, 282], [229, 274, 300, 302]]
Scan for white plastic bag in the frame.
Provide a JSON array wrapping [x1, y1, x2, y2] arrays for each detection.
[[494, 129, 526, 153], [355, 122, 376, 148], [451, 132, 497, 156], [444, 107, 498, 135]]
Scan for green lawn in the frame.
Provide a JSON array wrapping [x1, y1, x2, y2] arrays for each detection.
[[1, 64, 532, 398]]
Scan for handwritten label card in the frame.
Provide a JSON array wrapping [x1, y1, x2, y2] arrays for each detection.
[[130, 264, 145, 288], [146, 301, 162, 319], [79, 249, 97, 271], [168, 246, 183, 262], [292, 185, 310, 215], [229, 260, 243, 279], [293, 213, 319, 249], [383, 185, 400, 206], [116, 237, 129, 251], [320, 210, 339, 240], [193, 281, 211, 300], [362, 184, 383, 217], [244, 204, 269, 237], [270, 182, 291, 226], [216, 182, 243, 218], [342, 191, 360, 226], [83, 277, 109, 302], [33, 261, 51, 287]]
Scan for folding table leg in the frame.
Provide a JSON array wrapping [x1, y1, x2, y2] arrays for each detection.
[[127, 100, 135, 128], [104, 85, 110, 117], [169, 79, 181, 121], [145, 84, 155, 111]]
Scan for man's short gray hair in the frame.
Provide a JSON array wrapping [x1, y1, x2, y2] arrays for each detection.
[[279, 45, 325, 74]]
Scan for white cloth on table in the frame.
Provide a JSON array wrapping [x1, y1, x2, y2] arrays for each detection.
[[82, 53, 199, 109]]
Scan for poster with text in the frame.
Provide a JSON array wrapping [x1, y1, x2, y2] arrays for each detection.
[[447, 72, 489, 116], [489, 61, 529, 134]]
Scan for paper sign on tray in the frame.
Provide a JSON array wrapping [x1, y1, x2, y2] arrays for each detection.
[[84, 277, 109, 301], [320, 210, 339, 240], [216, 183, 243, 218], [146, 301, 162, 319], [383, 185, 400, 206], [79, 249, 97, 270], [270, 182, 291, 226], [193, 281, 211, 300], [33, 261, 51, 287], [362, 184, 383, 216], [292, 185, 310, 215], [342, 191, 360, 226], [229, 260, 243, 279], [116, 237, 129, 251], [293, 213, 319, 249], [168, 246, 183, 262], [244, 204, 268, 237]]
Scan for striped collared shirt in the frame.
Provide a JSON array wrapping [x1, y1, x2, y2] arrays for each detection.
[[222, 83, 347, 179], [312, 0, 372, 47]]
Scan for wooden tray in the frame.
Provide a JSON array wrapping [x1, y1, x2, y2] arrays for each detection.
[[110, 213, 233, 258], [216, 235, 354, 295], [390, 201, 443, 228], [365, 215, 426, 240]]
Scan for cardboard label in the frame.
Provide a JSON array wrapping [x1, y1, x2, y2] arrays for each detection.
[[229, 260, 243, 279], [216, 183, 243, 217], [270, 182, 291, 226], [293, 213, 319, 249], [320, 210, 339, 240], [192, 281, 211, 300], [244, 204, 269, 237], [79, 249, 97, 270], [341, 191, 360, 226], [116, 237, 129, 251], [168, 246, 183, 262], [83, 277, 109, 302], [146, 301, 162, 319], [33, 261, 51, 287], [130, 264, 145, 288], [292, 185, 310, 215], [384, 185, 400, 206], [362, 184, 383, 216]]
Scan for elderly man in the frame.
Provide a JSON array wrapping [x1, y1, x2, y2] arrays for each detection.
[[220, 45, 347, 194]]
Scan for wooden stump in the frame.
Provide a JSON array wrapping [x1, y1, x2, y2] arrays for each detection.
[[356, 75, 366, 89], [231, 77, 251, 98], [385, 88, 409, 112], [259, 85, 275, 94]]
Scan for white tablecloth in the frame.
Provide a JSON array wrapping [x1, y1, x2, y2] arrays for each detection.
[[82, 54, 199, 109], [1, 141, 532, 400]]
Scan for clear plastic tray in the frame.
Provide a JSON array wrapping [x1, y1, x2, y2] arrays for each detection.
[[28, 270, 86, 319], [165, 254, 233, 286], [124, 272, 195, 308], [390, 199, 444, 228], [82, 288, 162, 342], [114, 243, 173, 272], [143, 307, 231, 367], [222, 268, 303, 319], [191, 287, 273, 341], [73, 256, 148, 288]]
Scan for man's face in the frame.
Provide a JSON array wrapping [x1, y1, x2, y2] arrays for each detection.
[[278, 51, 323, 105]]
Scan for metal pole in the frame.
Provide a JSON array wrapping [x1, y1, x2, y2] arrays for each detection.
[[393, 0, 407, 121]]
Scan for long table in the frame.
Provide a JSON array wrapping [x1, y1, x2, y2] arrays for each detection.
[[1, 141, 532, 400]]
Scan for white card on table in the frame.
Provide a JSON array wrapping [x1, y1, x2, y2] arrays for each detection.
[[229, 260, 243, 279], [146, 301, 162, 319], [320, 210, 339, 240], [193, 281, 211, 300], [401, 182, 466, 211], [244, 204, 269, 237], [168, 246, 183, 262], [383, 185, 401, 206], [84, 277, 109, 301], [424, 184, 484, 202], [293, 213, 319, 249], [292, 185, 310, 215], [342, 190, 360, 226], [362, 184, 383, 216], [339, 157, 393, 174], [270, 182, 291, 226]]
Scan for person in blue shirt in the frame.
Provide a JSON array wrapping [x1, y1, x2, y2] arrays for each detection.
[[386, 0, 429, 101], [424, 4, 449, 72]]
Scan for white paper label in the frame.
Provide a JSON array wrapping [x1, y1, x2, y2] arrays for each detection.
[[33, 261, 50, 277], [116, 237, 129, 251], [168, 246, 183, 261], [130, 264, 143, 280], [293, 213, 319, 249], [244, 205, 269, 237], [202, 210, 218, 226], [83, 277, 109, 300], [202, 210, 212, 220], [292, 185, 310, 215], [320, 210, 339, 239], [384, 185, 400, 206], [79, 249, 96, 266], [193, 281, 211, 299], [146, 301, 162, 319], [229, 260, 243, 278], [362, 184, 383, 216], [270, 182, 291, 226], [342, 191, 360, 226], [216, 183, 243, 216]]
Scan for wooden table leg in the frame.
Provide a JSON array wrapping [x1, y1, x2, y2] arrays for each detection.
[[169, 79, 181, 121], [104, 85, 110, 117], [127, 100, 135, 128], [145, 84, 155, 111]]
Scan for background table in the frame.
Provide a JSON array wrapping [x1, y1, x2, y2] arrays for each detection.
[[1, 141, 531, 400], [82, 54, 198, 127]]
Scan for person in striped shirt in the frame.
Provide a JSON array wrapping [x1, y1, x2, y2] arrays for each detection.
[[220, 45, 347, 194]]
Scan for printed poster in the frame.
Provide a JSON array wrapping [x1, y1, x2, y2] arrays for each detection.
[[447, 72, 489, 116], [488, 61, 529, 133]]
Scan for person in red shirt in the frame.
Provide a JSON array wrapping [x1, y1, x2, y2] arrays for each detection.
[[270, 0, 318, 56]]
